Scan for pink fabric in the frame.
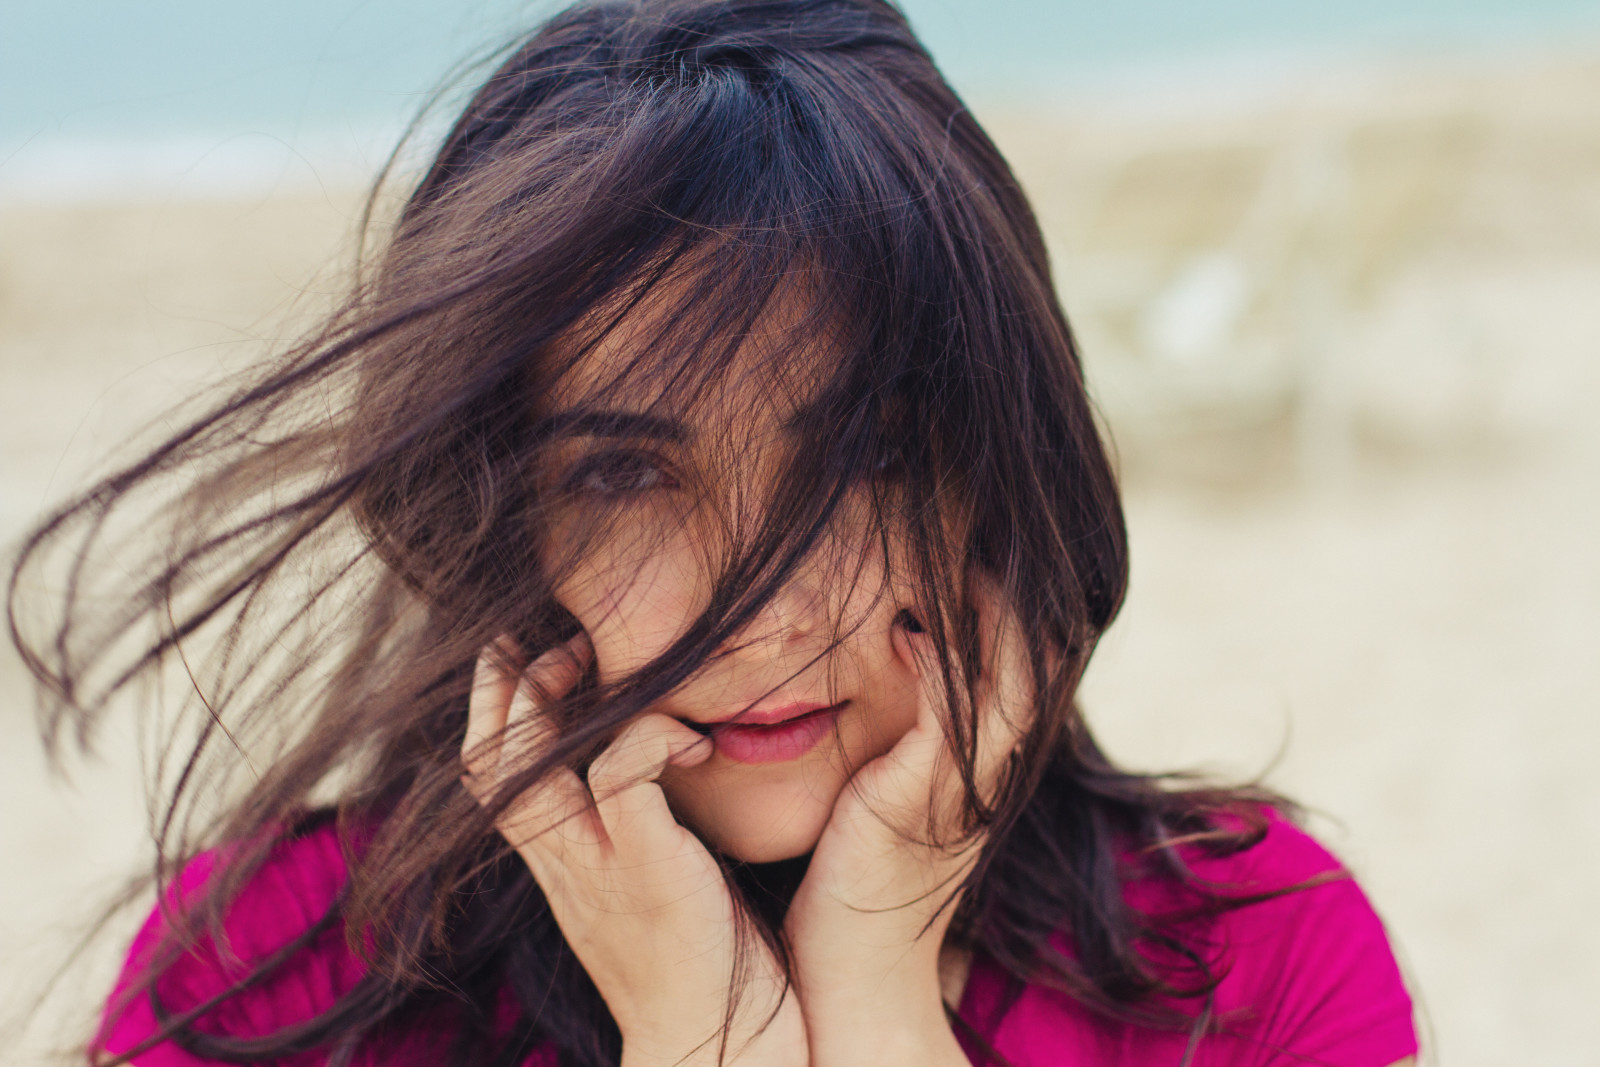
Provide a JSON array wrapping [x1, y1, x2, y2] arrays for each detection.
[[102, 814, 1415, 1066], [955, 813, 1418, 1066]]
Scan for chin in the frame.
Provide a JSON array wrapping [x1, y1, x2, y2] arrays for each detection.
[[717, 823, 824, 864], [678, 775, 842, 864]]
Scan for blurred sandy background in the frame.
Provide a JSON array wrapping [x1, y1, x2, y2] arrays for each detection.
[[4, 44, 1599, 1067]]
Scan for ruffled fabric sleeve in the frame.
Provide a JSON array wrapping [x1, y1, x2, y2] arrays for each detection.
[[95, 824, 558, 1067], [96, 827, 367, 1067]]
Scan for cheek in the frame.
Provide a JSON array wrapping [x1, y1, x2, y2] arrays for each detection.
[[548, 516, 708, 682]]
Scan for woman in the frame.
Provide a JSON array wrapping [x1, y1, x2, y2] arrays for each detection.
[[8, 1, 1418, 1064]]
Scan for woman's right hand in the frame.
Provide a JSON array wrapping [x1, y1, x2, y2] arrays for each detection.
[[461, 636, 807, 1067]]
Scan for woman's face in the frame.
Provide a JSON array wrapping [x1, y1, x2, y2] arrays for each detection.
[[535, 298, 925, 863]]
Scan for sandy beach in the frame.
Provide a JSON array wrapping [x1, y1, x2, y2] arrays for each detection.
[[3, 49, 1598, 1066]]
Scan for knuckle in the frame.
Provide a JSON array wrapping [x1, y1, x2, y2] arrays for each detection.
[[585, 768, 616, 798]]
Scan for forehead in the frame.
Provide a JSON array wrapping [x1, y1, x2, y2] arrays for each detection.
[[543, 270, 836, 426]]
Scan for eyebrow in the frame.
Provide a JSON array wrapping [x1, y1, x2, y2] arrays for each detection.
[[781, 399, 833, 435], [782, 394, 874, 437], [531, 408, 688, 443]]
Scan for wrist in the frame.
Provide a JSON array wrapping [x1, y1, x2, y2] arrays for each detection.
[[797, 973, 963, 1067], [804, 1012, 966, 1067], [620, 992, 809, 1067]]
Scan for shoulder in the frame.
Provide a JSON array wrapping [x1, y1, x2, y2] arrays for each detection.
[[1130, 805, 1368, 919], [964, 810, 1419, 1067], [1186, 812, 1419, 1065], [98, 819, 367, 1065], [99, 819, 559, 1067]]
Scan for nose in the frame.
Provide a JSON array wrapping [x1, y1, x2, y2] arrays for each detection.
[[710, 433, 857, 656], [739, 557, 830, 650]]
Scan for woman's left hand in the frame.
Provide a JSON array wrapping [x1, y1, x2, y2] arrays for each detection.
[[784, 578, 1034, 1067]]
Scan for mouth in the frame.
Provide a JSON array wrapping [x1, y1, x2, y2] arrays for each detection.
[[688, 701, 848, 764]]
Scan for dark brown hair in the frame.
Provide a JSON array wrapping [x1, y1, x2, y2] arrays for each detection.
[[10, 1, 1294, 1065]]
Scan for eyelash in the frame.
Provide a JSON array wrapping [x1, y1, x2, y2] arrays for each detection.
[[557, 446, 897, 498], [561, 449, 681, 496]]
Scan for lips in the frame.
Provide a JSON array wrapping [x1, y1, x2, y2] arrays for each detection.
[[692, 701, 847, 764]]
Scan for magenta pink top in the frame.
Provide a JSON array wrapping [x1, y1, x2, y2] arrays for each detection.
[[100, 812, 1417, 1066]]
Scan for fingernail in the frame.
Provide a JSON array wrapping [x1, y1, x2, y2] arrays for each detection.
[[567, 632, 594, 665], [892, 624, 929, 671], [672, 732, 715, 766]]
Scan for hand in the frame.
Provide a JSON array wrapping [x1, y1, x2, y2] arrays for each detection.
[[784, 580, 1033, 1067], [462, 636, 808, 1067]]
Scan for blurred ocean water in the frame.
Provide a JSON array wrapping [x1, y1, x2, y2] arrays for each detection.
[[4, 0, 1597, 466], [4, 0, 1600, 185]]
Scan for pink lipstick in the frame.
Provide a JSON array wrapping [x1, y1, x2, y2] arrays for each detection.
[[702, 701, 846, 764]]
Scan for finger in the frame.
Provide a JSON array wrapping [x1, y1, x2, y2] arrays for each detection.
[[867, 623, 968, 842], [493, 634, 603, 853], [500, 632, 592, 755], [463, 638, 524, 786], [465, 635, 588, 786], [585, 713, 711, 849], [521, 631, 593, 708], [499, 761, 599, 872], [968, 576, 1034, 793], [890, 624, 954, 775]]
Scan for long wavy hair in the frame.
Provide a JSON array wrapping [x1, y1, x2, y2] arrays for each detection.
[[10, 1, 1295, 1065]]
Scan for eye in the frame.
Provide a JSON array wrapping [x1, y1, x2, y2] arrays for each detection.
[[561, 450, 680, 495]]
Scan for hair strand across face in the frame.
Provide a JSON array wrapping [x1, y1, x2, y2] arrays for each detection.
[[8, 3, 1305, 1065]]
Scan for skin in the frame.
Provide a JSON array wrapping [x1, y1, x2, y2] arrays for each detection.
[[461, 293, 1031, 1067], [458, 297, 1419, 1067], [528, 298, 930, 864]]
